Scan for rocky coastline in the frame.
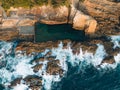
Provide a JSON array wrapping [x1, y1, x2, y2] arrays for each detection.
[[0, 0, 119, 68], [0, 0, 120, 89]]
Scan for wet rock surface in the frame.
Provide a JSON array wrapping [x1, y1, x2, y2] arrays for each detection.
[[32, 64, 43, 73], [16, 40, 72, 54], [16, 38, 117, 65], [46, 60, 63, 75], [10, 78, 22, 87], [24, 75, 42, 90]]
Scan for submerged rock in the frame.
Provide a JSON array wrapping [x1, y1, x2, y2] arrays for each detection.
[[24, 75, 42, 90], [46, 60, 63, 75], [32, 64, 43, 73], [10, 78, 22, 87], [102, 56, 115, 64]]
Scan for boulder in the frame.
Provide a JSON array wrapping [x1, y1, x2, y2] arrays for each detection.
[[72, 10, 97, 34], [46, 60, 63, 75], [24, 75, 42, 90]]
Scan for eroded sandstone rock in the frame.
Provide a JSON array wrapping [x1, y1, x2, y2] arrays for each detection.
[[83, 0, 120, 35], [2, 19, 19, 28], [1, 0, 119, 37], [73, 10, 97, 34], [6, 3, 97, 35], [0, 28, 19, 41]]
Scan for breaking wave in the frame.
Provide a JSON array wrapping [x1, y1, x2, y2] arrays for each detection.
[[0, 35, 120, 90]]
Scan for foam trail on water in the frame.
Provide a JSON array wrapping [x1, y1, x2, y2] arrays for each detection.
[[14, 57, 34, 78], [42, 75, 61, 90], [98, 35, 120, 69], [0, 68, 13, 86], [51, 42, 68, 72], [52, 42, 106, 69], [110, 35, 120, 48], [0, 41, 35, 89], [12, 83, 30, 90], [92, 44, 107, 66], [114, 53, 120, 63]]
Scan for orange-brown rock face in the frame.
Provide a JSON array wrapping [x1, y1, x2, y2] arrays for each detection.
[[0, 9, 2, 23], [1, 0, 119, 39], [7, 4, 97, 34], [8, 6, 69, 25], [83, 0, 120, 35], [0, 28, 19, 41], [72, 10, 97, 34]]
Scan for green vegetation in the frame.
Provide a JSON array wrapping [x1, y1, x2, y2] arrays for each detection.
[[0, 0, 84, 9], [51, 0, 68, 7], [0, 0, 48, 9]]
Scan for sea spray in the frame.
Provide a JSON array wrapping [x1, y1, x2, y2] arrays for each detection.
[[0, 36, 120, 90], [12, 83, 29, 90], [110, 35, 120, 48]]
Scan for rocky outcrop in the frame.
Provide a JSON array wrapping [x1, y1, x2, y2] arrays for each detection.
[[24, 75, 42, 90], [0, 18, 35, 41], [46, 60, 63, 75], [1, 18, 35, 28], [5, 3, 97, 34], [82, 0, 120, 35], [7, 6, 69, 25], [2, 19, 19, 28], [72, 9, 97, 34], [0, 9, 2, 24], [0, 5, 7, 24], [15, 37, 119, 65], [0, 0, 120, 41], [0, 28, 19, 41], [68, 0, 97, 34]]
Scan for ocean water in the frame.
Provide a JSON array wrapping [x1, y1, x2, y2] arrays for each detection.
[[0, 35, 120, 90], [35, 23, 85, 42]]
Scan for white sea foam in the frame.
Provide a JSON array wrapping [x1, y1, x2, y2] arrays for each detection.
[[52, 42, 106, 68], [110, 35, 120, 48], [12, 83, 30, 90], [14, 59, 34, 78], [98, 35, 120, 69], [0, 68, 13, 85], [114, 52, 120, 63], [0, 40, 120, 90], [42, 74, 61, 90], [92, 44, 107, 66]]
